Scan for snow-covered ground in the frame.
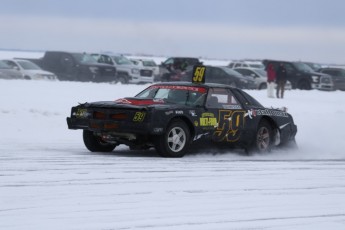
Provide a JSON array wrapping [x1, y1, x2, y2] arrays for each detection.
[[1, 50, 345, 229], [1, 78, 345, 230]]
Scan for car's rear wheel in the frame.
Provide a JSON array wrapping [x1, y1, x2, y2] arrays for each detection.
[[155, 120, 190, 157], [83, 130, 117, 152], [253, 119, 272, 153], [117, 75, 127, 84]]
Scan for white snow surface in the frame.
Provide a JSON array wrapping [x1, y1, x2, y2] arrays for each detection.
[[1, 75, 345, 228]]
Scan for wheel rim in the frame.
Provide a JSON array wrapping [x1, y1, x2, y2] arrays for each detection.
[[167, 127, 186, 152], [257, 127, 270, 151]]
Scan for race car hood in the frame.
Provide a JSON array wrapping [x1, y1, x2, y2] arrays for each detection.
[[114, 97, 165, 106], [82, 97, 168, 110]]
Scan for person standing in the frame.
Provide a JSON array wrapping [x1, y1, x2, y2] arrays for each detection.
[[276, 63, 288, 98], [266, 62, 276, 98]]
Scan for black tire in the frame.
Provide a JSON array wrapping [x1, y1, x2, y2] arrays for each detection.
[[117, 75, 127, 84], [83, 130, 117, 152], [259, 83, 267, 90], [155, 120, 190, 157], [297, 80, 311, 90], [24, 75, 31, 80], [253, 119, 272, 153]]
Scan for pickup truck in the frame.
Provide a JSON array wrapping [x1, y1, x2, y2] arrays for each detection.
[[91, 53, 154, 84], [21, 51, 117, 82], [263, 59, 333, 90]]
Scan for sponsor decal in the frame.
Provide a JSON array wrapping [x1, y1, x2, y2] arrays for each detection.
[[256, 109, 288, 117], [189, 110, 197, 117], [245, 109, 288, 118], [153, 127, 163, 133], [165, 111, 173, 115], [194, 121, 199, 127], [245, 109, 257, 119], [279, 123, 290, 129], [133, 112, 146, 122], [175, 110, 184, 115], [223, 105, 241, 109], [200, 113, 217, 127]]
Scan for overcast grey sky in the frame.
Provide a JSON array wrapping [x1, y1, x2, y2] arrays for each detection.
[[1, 0, 345, 63]]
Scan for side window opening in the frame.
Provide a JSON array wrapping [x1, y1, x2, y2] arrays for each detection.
[[206, 88, 241, 109]]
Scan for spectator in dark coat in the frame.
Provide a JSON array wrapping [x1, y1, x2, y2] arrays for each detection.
[[276, 63, 288, 98]]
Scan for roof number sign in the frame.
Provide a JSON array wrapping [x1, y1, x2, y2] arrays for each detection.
[[192, 66, 206, 84]]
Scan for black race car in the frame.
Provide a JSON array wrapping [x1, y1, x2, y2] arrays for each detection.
[[67, 66, 297, 157]]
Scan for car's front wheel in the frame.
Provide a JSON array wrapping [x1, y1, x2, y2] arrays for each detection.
[[83, 130, 117, 152], [253, 119, 272, 153], [155, 120, 190, 157]]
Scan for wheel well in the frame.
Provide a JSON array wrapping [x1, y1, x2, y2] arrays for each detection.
[[259, 83, 267, 89], [260, 116, 277, 130], [260, 116, 280, 145], [169, 116, 195, 140], [297, 78, 311, 90], [117, 71, 128, 76]]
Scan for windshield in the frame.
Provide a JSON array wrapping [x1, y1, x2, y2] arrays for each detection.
[[249, 63, 264, 68], [255, 69, 267, 77], [136, 85, 207, 106], [0, 61, 11, 69], [222, 67, 245, 78], [72, 53, 98, 64], [112, 56, 133, 65], [293, 62, 314, 72], [17, 60, 41, 70], [142, 60, 157, 67]]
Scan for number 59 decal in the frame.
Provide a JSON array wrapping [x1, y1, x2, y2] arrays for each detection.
[[192, 66, 206, 84], [133, 112, 146, 122]]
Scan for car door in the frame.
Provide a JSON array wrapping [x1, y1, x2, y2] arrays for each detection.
[[59, 54, 78, 80], [204, 87, 245, 143]]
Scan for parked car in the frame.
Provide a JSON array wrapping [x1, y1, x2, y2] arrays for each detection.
[[19, 51, 117, 82], [263, 60, 333, 90], [91, 53, 154, 84], [228, 60, 264, 69], [233, 67, 292, 90], [67, 80, 297, 157], [303, 62, 323, 72], [0, 60, 24, 80], [181, 65, 257, 89], [130, 58, 159, 80], [2, 59, 57, 80], [233, 67, 268, 90], [318, 67, 345, 91], [159, 57, 202, 81]]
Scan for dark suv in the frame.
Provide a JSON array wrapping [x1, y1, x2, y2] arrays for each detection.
[[263, 60, 332, 90], [159, 57, 202, 81]]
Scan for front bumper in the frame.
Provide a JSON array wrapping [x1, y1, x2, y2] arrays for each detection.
[[128, 74, 154, 84]]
